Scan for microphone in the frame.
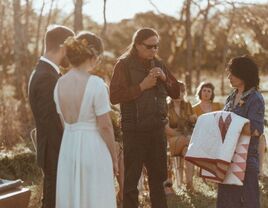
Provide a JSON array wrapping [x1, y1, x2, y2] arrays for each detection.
[[150, 59, 162, 88], [150, 59, 161, 80], [150, 59, 155, 69]]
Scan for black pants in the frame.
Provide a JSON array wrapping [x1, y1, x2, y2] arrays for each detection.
[[217, 168, 260, 208], [41, 150, 58, 208], [123, 128, 168, 208]]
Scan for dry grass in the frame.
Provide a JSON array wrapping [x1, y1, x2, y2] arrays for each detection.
[[1, 73, 268, 207], [22, 150, 268, 208]]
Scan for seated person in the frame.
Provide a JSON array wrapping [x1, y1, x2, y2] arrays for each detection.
[[165, 81, 196, 190], [193, 82, 222, 117]]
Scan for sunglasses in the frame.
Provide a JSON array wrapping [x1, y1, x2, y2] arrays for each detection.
[[142, 43, 159, 50]]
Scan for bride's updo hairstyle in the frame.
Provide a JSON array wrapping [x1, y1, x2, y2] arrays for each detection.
[[64, 31, 103, 67]]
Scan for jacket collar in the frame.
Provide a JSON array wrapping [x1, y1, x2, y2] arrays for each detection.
[[40, 56, 61, 74]]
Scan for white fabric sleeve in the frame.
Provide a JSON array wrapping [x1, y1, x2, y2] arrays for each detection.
[[93, 78, 111, 116]]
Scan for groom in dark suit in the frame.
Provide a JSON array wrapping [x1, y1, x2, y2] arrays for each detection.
[[28, 25, 74, 208]]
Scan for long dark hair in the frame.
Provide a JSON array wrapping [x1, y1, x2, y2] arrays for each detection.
[[227, 55, 260, 91], [120, 28, 159, 59]]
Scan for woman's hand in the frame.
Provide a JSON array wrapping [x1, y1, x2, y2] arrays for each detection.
[[189, 114, 197, 123], [165, 123, 180, 137], [150, 67, 166, 81], [241, 123, 251, 136], [112, 156, 119, 176]]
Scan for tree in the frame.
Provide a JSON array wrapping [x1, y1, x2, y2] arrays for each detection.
[[40, 0, 56, 54], [194, 0, 211, 89], [74, 0, 84, 32], [219, 2, 236, 96], [185, 0, 193, 94], [101, 0, 107, 38], [13, 0, 27, 100], [34, 0, 45, 57]]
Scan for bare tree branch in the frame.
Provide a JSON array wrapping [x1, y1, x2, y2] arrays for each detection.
[[220, 1, 236, 95], [34, 0, 45, 57], [46, 0, 55, 29], [101, 0, 107, 38], [195, 0, 211, 87], [62, 13, 73, 25], [41, 0, 55, 53], [185, 0, 193, 94], [147, 0, 163, 14], [74, 0, 84, 32]]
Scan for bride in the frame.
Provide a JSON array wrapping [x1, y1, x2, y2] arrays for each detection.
[[54, 31, 117, 208]]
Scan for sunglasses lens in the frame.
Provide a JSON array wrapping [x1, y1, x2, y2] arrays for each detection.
[[142, 43, 158, 50], [148, 45, 156, 49]]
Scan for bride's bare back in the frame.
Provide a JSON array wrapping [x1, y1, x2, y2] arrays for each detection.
[[57, 70, 91, 124]]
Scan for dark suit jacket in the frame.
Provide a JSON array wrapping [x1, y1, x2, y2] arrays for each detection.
[[29, 60, 63, 169]]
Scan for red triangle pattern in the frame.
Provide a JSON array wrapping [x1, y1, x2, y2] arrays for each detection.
[[235, 144, 247, 154], [233, 171, 245, 180], [234, 162, 246, 170], [218, 114, 232, 143], [242, 144, 249, 151], [233, 154, 244, 162], [237, 152, 247, 160]]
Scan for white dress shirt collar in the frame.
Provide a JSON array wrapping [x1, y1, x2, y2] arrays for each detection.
[[40, 56, 61, 74]]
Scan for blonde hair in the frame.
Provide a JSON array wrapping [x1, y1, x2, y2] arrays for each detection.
[[64, 31, 103, 67]]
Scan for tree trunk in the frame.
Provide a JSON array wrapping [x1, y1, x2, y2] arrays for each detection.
[[185, 0, 192, 95], [74, 0, 83, 33], [24, 0, 30, 44], [195, 0, 210, 89], [41, 0, 55, 54], [168, 2, 185, 72], [0, 2, 4, 43], [13, 0, 32, 140], [220, 4, 235, 96], [101, 0, 107, 38], [34, 0, 45, 57], [13, 0, 25, 100]]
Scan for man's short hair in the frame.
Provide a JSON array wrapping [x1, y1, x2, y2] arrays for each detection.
[[44, 25, 74, 52]]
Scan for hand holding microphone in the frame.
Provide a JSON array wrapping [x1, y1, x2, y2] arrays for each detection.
[[149, 59, 166, 81], [139, 59, 167, 91], [139, 73, 157, 91]]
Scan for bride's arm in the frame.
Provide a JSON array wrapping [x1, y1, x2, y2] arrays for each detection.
[[97, 113, 118, 175]]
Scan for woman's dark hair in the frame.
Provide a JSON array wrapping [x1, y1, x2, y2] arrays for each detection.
[[196, 82, 215, 102], [64, 31, 103, 67], [227, 55, 260, 91], [120, 28, 159, 58]]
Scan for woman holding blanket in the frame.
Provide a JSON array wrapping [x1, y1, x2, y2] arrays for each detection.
[[217, 55, 265, 208]]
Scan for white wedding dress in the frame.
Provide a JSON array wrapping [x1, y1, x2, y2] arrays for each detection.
[[54, 75, 116, 208]]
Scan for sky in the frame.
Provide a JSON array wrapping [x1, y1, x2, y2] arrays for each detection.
[[33, 0, 268, 24]]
